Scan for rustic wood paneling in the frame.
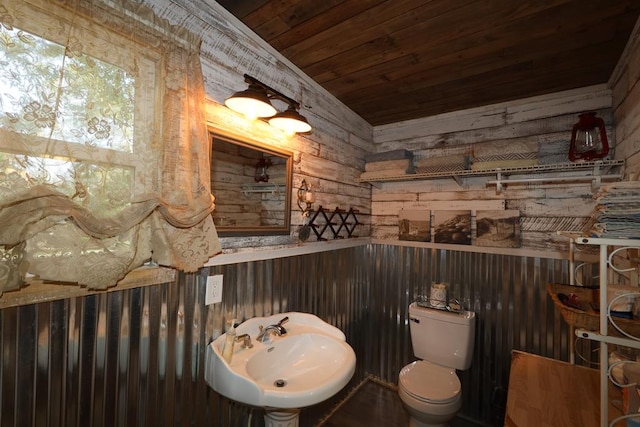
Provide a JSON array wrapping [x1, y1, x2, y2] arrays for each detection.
[[368, 87, 616, 251], [210, 137, 288, 228], [144, 0, 637, 255], [611, 20, 640, 177], [216, 0, 640, 125], [144, 0, 374, 250]]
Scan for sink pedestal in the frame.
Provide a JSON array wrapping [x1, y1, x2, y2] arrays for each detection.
[[264, 409, 300, 427]]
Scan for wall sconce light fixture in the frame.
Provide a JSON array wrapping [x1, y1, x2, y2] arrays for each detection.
[[225, 74, 312, 135], [569, 112, 609, 161], [297, 179, 315, 217]]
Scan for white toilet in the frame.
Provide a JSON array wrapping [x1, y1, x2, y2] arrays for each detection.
[[398, 302, 476, 427]]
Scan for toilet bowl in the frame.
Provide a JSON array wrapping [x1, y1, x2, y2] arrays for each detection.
[[398, 303, 475, 426], [398, 360, 462, 427]]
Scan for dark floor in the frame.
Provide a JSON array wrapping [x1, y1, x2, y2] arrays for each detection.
[[318, 378, 480, 427]]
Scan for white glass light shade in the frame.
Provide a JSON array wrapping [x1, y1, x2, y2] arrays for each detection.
[[225, 84, 276, 120], [268, 108, 312, 134], [574, 129, 601, 152], [569, 112, 609, 161]]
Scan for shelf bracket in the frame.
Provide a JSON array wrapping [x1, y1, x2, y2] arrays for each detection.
[[593, 162, 614, 176], [575, 329, 640, 349], [451, 174, 463, 187], [494, 170, 504, 194], [240, 183, 285, 197], [487, 173, 623, 194]]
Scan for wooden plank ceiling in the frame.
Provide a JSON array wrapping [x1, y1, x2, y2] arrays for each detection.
[[215, 0, 640, 126]]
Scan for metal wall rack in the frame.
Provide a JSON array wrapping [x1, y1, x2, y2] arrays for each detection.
[[307, 206, 360, 241], [356, 159, 624, 193], [240, 183, 285, 197], [570, 236, 640, 426]]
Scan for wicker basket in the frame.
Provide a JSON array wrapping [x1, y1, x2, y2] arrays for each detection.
[[547, 283, 640, 338]]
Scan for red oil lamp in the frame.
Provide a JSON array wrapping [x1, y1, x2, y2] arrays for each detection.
[[569, 112, 609, 161]]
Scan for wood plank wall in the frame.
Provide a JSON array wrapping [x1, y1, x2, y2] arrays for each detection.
[[371, 86, 615, 251], [611, 19, 640, 176], [210, 141, 263, 227], [143, 0, 374, 251], [144, 0, 637, 254]]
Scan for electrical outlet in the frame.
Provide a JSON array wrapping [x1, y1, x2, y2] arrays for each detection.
[[206, 275, 223, 305]]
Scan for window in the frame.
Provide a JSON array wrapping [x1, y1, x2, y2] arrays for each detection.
[[0, 0, 219, 293]]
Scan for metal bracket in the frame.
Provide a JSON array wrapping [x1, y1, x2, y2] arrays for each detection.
[[575, 328, 640, 349]]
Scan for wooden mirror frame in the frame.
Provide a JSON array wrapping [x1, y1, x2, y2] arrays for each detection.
[[209, 130, 293, 236]]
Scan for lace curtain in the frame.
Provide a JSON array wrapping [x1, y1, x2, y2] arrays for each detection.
[[0, 0, 221, 293]]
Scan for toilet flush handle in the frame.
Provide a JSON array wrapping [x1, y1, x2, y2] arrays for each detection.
[[410, 317, 419, 324]]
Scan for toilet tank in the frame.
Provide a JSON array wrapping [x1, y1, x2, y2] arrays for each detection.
[[409, 302, 476, 370]]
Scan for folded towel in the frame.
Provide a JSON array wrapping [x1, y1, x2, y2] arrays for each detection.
[[416, 164, 466, 174], [359, 169, 414, 180], [365, 159, 413, 172], [472, 140, 538, 159], [364, 149, 413, 163], [415, 154, 468, 169], [473, 152, 538, 163], [470, 159, 538, 170]]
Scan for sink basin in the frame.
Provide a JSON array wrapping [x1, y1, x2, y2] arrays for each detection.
[[204, 312, 356, 410]]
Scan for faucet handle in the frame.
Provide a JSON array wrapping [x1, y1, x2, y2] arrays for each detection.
[[276, 317, 289, 334], [256, 325, 265, 340], [235, 333, 253, 349], [277, 316, 289, 327]]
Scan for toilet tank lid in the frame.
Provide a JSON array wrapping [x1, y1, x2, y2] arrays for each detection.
[[399, 361, 461, 404], [409, 303, 475, 325]]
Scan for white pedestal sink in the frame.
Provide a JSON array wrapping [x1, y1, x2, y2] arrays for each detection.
[[204, 312, 356, 426]]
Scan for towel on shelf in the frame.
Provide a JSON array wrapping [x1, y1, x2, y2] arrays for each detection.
[[472, 140, 538, 159], [364, 158, 414, 172], [471, 140, 538, 170], [415, 153, 468, 173], [589, 181, 640, 238], [470, 159, 538, 171], [359, 169, 413, 180], [364, 149, 413, 163]]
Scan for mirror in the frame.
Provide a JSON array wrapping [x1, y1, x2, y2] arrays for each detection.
[[210, 131, 292, 236]]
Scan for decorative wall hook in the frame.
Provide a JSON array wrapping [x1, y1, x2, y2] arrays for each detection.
[[306, 206, 360, 241], [297, 179, 314, 217]]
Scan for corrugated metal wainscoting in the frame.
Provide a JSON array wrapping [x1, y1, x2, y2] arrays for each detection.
[[0, 246, 370, 427], [0, 244, 587, 427], [366, 244, 591, 426]]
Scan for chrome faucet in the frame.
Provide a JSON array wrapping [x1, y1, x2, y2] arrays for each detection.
[[235, 333, 253, 349], [256, 316, 289, 342]]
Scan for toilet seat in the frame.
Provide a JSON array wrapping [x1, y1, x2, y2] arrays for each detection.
[[399, 360, 461, 404]]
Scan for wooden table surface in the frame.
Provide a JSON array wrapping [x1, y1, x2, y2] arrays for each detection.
[[505, 350, 622, 427]]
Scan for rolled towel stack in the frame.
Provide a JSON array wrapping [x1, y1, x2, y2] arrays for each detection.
[[360, 149, 414, 179], [471, 140, 538, 170]]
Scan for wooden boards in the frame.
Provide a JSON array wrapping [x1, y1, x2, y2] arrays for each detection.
[[504, 350, 621, 427]]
